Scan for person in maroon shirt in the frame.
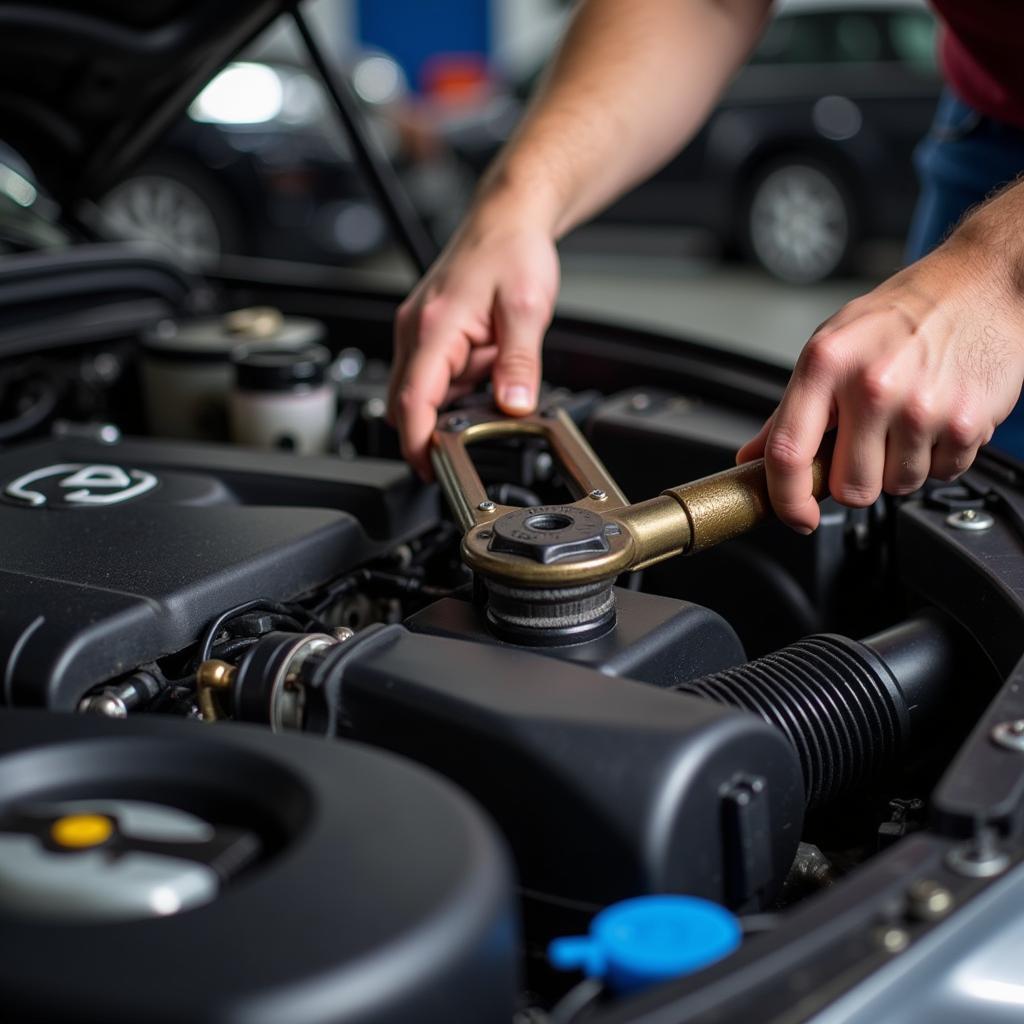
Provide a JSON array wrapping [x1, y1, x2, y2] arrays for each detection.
[[931, 2, 1024, 130], [388, 1, 1024, 534]]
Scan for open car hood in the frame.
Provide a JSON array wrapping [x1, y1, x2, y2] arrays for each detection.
[[0, 0, 284, 203]]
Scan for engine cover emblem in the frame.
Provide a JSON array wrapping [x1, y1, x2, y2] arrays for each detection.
[[3, 463, 159, 508]]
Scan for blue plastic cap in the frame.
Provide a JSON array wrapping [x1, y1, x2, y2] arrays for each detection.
[[548, 895, 741, 994]]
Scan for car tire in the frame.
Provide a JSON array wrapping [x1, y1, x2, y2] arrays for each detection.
[[98, 159, 242, 270], [742, 158, 857, 284]]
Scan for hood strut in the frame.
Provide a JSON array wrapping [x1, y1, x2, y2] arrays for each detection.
[[291, 6, 436, 276]]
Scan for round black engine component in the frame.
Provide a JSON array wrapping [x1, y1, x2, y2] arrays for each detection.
[[673, 613, 960, 807], [0, 710, 518, 1024], [481, 504, 619, 645], [484, 577, 616, 646]]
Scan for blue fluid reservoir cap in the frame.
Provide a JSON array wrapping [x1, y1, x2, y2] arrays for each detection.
[[548, 895, 741, 994]]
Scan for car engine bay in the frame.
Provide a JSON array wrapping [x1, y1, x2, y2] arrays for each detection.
[[2, 248, 1024, 1024]]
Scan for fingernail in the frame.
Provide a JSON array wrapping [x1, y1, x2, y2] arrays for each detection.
[[501, 385, 533, 412], [796, 525, 814, 536]]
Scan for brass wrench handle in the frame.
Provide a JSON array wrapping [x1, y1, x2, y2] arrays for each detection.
[[622, 450, 831, 569]]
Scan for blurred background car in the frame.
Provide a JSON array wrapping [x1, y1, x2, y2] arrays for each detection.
[[445, 0, 941, 283], [95, 0, 939, 285], [98, 45, 473, 270]]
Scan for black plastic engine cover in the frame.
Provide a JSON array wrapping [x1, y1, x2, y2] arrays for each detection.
[[0, 709, 516, 1024], [0, 437, 437, 709], [323, 625, 805, 911], [406, 587, 746, 684]]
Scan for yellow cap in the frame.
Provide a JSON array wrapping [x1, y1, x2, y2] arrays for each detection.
[[50, 814, 114, 849]]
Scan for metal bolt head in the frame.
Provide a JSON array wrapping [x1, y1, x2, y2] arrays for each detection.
[[876, 926, 910, 954], [947, 508, 994, 531], [991, 719, 1024, 752], [478, 500, 497, 513], [629, 392, 652, 412], [78, 692, 128, 719], [589, 489, 607, 501], [332, 626, 355, 643], [946, 839, 1010, 879], [907, 879, 954, 921]]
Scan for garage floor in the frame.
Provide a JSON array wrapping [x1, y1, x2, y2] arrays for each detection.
[[556, 226, 898, 367]]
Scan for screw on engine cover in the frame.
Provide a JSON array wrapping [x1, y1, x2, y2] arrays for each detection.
[[946, 828, 1010, 879], [875, 926, 910, 954], [946, 507, 994, 532], [332, 626, 355, 643], [444, 414, 470, 432], [478, 500, 497, 513], [906, 880, 954, 922], [991, 719, 1024, 752], [589, 489, 607, 501], [629, 392, 652, 412]]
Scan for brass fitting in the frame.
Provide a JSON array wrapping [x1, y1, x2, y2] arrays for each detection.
[[196, 659, 236, 722]]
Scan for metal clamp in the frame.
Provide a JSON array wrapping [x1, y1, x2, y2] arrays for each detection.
[[431, 405, 831, 590]]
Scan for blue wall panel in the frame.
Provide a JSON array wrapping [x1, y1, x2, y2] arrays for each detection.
[[356, 0, 490, 92]]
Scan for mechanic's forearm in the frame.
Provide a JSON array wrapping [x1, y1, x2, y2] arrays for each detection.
[[942, 176, 1024, 294], [472, 0, 772, 238]]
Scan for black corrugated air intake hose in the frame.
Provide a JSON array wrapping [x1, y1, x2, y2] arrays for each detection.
[[673, 611, 961, 807]]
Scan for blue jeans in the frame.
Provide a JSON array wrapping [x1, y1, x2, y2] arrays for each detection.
[[906, 89, 1024, 456]]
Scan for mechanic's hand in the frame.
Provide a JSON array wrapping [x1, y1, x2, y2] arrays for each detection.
[[737, 238, 1024, 533], [388, 208, 560, 479]]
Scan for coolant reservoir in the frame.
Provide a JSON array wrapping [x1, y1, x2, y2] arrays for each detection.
[[141, 308, 324, 440]]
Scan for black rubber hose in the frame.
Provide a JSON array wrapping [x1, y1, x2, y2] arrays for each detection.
[[673, 612, 959, 807]]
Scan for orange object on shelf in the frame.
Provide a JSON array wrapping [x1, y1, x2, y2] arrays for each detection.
[[421, 53, 491, 106]]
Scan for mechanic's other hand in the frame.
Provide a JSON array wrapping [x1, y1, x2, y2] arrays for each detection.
[[737, 241, 1024, 533], [388, 209, 560, 479]]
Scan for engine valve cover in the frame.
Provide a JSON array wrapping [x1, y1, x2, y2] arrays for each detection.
[[0, 436, 435, 708]]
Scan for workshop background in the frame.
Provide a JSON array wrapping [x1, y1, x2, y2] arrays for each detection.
[[93, 0, 940, 366]]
